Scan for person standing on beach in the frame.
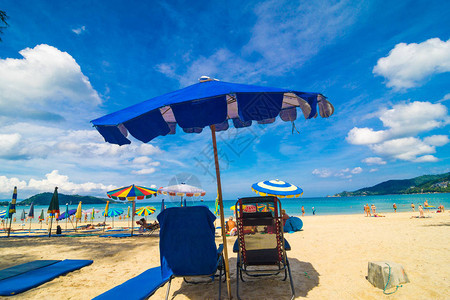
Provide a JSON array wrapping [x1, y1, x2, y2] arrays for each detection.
[[411, 203, 415, 211], [301, 206, 305, 216], [371, 204, 376, 214], [424, 199, 429, 207], [364, 204, 371, 217], [419, 205, 424, 218], [393, 203, 397, 212], [312, 207, 316, 215]]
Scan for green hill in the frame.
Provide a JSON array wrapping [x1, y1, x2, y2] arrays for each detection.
[[18, 193, 113, 205], [335, 172, 450, 196]]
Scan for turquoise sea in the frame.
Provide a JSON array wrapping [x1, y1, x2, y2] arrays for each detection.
[[3, 193, 449, 224]]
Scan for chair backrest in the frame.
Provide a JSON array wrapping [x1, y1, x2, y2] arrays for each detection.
[[236, 196, 285, 266], [157, 206, 218, 278]]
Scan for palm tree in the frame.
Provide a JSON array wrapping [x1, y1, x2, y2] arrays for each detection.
[[0, 10, 8, 42]]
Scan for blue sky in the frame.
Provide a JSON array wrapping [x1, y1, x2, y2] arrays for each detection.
[[0, 0, 449, 200]]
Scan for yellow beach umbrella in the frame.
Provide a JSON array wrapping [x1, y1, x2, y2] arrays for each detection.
[[75, 201, 82, 231], [102, 201, 109, 231]]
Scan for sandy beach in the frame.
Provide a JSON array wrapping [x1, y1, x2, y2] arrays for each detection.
[[0, 211, 448, 299]]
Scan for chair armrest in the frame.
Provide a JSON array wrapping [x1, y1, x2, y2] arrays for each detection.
[[217, 244, 224, 255]]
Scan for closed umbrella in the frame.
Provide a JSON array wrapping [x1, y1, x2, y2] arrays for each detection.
[[39, 209, 45, 229], [75, 201, 82, 231], [7, 186, 17, 237], [47, 187, 60, 237], [102, 201, 109, 231], [28, 202, 34, 232], [91, 77, 334, 298]]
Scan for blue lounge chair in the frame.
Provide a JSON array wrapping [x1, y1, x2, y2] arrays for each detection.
[[235, 196, 295, 300], [157, 206, 225, 300]]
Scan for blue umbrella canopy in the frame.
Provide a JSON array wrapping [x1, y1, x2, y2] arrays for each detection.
[[91, 78, 333, 145], [252, 179, 303, 198], [104, 208, 124, 217], [57, 209, 77, 221]]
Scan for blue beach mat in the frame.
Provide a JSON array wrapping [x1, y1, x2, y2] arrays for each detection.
[[99, 233, 141, 238], [92, 266, 172, 300], [0, 234, 66, 239], [0, 260, 59, 281], [0, 259, 93, 296]]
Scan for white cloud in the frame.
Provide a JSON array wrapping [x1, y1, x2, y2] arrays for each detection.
[[373, 38, 450, 89], [369, 168, 378, 172], [133, 156, 152, 164], [351, 167, 363, 174], [72, 26, 86, 35], [370, 137, 438, 162], [0, 170, 116, 195], [423, 135, 449, 146], [438, 93, 450, 103], [131, 168, 157, 175], [0, 44, 101, 123], [0, 176, 27, 193], [347, 101, 449, 163], [413, 155, 439, 163], [362, 157, 387, 165], [346, 127, 386, 145], [138, 144, 163, 156], [312, 168, 332, 178], [347, 101, 449, 145]]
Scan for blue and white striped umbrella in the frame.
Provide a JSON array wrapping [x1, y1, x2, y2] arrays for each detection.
[[251, 179, 303, 198]]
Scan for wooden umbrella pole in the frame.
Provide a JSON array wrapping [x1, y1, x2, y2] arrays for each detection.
[[48, 217, 53, 237], [7, 216, 12, 237], [210, 125, 231, 300], [131, 200, 136, 236]]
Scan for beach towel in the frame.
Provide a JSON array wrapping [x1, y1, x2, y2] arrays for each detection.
[[283, 217, 303, 232], [92, 266, 172, 300], [0, 259, 93, 296]]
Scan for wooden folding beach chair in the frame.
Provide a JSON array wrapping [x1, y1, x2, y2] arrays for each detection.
[[235, 196, 295, 300]]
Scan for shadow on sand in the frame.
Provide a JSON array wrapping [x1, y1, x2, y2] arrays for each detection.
[[169, 257, 319, 299]]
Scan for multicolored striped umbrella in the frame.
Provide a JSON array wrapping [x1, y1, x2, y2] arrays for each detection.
[[0, 210, 7, 219], [251, 179, 303, 198], [135, 206, 156, 216], [107, 185, 157, 201], [39, 209, 45, 221]]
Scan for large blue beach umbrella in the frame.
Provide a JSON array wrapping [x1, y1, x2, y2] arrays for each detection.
[[91, 77, 334, 298]]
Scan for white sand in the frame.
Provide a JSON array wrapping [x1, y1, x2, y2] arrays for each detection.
[[0, 211, 448, 299]]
